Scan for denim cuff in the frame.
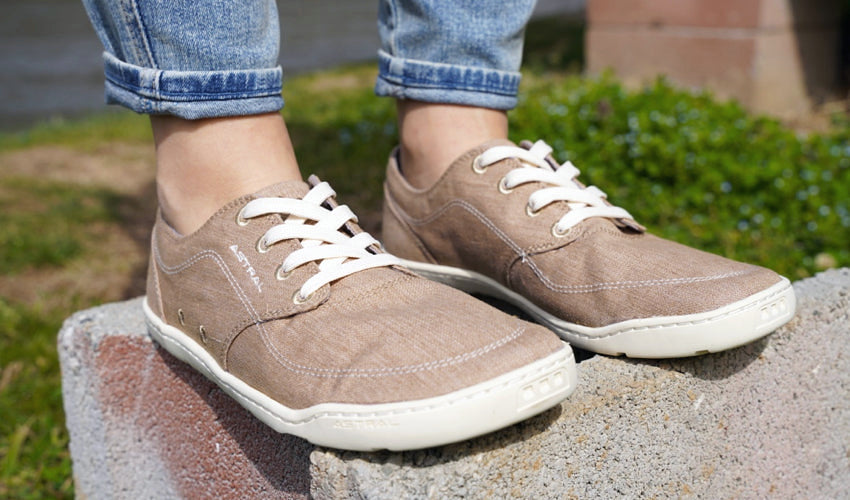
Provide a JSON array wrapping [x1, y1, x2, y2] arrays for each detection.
[[374, 50, 520, 110], [102, 52, 284, 119]]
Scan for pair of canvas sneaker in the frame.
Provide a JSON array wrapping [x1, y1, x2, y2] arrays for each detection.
[[144, 139, 796, 451]]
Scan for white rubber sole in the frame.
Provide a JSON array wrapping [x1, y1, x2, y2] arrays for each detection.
[[399, 260, 797, 359], [143, 301, 577, 451]]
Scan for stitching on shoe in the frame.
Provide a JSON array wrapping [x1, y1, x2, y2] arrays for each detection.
[[153, 243, 261, 362], [257, 351, 570, 423], [384, 190, 439, 263], [259, 273, 408, 319], [398, 200, 757, 294], [571, 224, 645, 245], [402, 199, 525, 255], [562, 281, 790, 339], [259, 323, 529, 378], [146, 316, 571, 424], [398, 198, 549, 284], [154, 239, 531, 378], [340, 273, 413, 305], [525, 259, 754, 293]]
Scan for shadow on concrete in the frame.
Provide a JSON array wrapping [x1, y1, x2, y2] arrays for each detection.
[[623, 333, 770, 382], [327, 404, 563, 470]]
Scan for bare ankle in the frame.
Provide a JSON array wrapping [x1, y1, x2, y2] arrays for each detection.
[[152, 113, 302, 234], [397, 101, 508, 189]]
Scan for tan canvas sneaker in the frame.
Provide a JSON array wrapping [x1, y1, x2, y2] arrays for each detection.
[[144, 176, 576, 451], [383, 140, 796, 358]]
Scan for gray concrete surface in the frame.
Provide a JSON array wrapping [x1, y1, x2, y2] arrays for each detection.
[[60, 269, 850, 498], [58, 299, 178, 498]]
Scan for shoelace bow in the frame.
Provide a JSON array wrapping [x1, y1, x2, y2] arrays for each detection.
[[476, 140, 636, 235], [237, 179, 399, 302]]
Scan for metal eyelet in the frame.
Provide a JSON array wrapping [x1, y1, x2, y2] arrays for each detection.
[[199, 325, 208, 344], [256, 236, 270, 253], [235, 206, 250, 226], [275, 265, 292, 280], [177, 309, 185, 326], [551, 223, 570, 238], [471, 155, 487, 174], [526, 204, 542, 217], [292, 289, 313, 304], [498, 177, 514, 194]]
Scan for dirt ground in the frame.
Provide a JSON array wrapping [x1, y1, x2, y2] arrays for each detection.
[[0, 143, 156, 309], [0, 142, 384, 310]]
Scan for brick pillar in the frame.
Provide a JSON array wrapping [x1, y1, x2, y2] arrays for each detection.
[[586, 0, 842, 117]]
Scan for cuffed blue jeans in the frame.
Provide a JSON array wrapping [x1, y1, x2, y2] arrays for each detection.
[[81, 0, 536, 119]]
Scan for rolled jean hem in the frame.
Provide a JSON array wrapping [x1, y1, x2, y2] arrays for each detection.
[[374, 50, 520, 110], [101, 52, 284, 119]]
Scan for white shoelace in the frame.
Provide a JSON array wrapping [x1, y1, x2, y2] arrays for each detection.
[[237, 180, 400, 302], [476, 140, 635, 235]]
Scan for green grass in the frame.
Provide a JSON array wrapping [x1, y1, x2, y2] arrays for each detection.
[[0, 179, 124, 274], [0, 180, 127, 498], [0, 300, 73, 499], [1, 15, 849, 497], [282, 65, 398, 212], [0, 112, 151, 153]]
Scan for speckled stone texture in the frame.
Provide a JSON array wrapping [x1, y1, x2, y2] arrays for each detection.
[[60, 269, 850, 499], [59, 299, 313, 499]]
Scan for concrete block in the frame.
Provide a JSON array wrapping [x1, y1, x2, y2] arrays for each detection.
[[60, 269, 850, 498], [59, 302, 313, 499]]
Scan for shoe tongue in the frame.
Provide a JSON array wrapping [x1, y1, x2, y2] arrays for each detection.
[[250, 179, 311, 200]]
